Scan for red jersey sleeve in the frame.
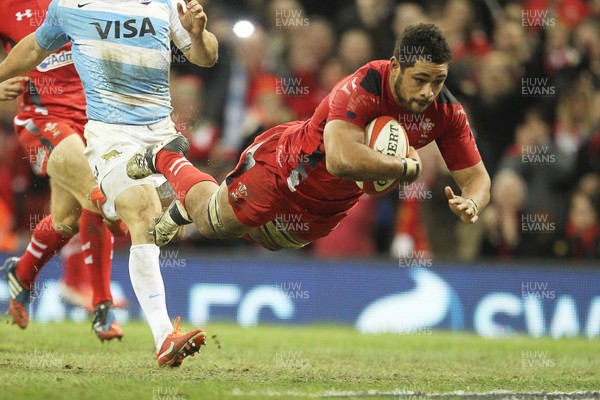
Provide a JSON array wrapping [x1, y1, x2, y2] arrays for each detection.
[[327, 66, 382, 129], [435, 105, 482, 171]]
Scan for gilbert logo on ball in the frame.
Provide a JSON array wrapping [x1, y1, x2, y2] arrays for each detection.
[[356, 116, 409, 196]]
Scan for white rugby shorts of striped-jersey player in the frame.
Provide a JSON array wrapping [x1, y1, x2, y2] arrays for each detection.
[[35, 0, 192, 126]]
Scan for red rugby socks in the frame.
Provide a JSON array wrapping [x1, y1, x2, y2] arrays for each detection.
[[61, 235, 89, 291], [79, 209, 114, 307], [155, 150, 216, 206], [17, 215, 70, 289]]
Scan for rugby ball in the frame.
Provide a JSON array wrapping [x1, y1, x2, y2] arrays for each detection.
[[356, 116, 409, 196]]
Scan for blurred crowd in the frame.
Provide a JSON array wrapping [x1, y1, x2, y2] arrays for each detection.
[[0, 0, 599, 261]]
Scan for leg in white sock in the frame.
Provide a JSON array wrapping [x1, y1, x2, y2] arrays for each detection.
[[129, 244, 173, 351]]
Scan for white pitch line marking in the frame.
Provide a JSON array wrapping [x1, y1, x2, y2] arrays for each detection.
[[231, 389, 600, 399]]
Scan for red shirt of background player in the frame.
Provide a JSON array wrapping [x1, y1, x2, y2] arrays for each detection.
[[1, 0, 86, 124]]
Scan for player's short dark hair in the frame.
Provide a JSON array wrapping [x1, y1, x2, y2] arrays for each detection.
[[393, 23, 452, 69]]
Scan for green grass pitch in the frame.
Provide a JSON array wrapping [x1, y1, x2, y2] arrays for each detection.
[[0, 321, 598, 399]]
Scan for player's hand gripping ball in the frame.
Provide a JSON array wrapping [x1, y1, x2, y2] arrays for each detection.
[[356, 116, 409, 196]]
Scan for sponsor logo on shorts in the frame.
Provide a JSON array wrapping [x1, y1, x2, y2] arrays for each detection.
[[101, 150, 123, 162], [43, 122, 62, 138], [36, 50, 74, 72]]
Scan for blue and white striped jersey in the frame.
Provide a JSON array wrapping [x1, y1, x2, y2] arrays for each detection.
[[35, 0, 192, 125]]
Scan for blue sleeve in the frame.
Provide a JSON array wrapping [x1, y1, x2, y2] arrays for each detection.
[[35, 0, 69, 50]]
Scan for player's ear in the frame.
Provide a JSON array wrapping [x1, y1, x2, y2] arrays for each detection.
[[389, 57, 401, 77]]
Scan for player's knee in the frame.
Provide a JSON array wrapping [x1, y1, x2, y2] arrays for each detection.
[[116, 187, 161, 243], [118, 186, 160, 217], [127, 215, 157, 243], [201, 189, 246, 240], [249, 233, 294, 252], [197, 221, 243, 240], [249, 221, 309, 251], [126, 202, 159, 233], [258, 240, 285, 252], [197, 224, 220, 239]]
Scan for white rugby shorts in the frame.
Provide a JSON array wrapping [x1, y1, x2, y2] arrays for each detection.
[[84, 117, 176, 220]]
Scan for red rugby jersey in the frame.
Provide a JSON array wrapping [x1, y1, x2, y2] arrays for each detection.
[[1, 0, 86, 123], [277, 59, 481, 209]]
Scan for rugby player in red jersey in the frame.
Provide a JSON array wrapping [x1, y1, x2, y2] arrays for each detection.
[[127, 23, 491, 250], [0, 0, 124, 341]]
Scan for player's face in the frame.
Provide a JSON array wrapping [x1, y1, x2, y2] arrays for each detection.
[[390, 58, 448, 114]]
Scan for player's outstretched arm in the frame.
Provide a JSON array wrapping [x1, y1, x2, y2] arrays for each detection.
[[445, 161, 491, 224], [323, 119, 421, 182], [179, 0, 218, 67], [0, 33, 52, 85]]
